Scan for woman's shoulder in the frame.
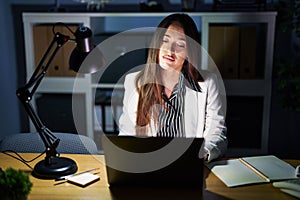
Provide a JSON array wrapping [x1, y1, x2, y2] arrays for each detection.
[[198, 70, 220, 84], [199, 70, 217, 79], [123, 71, 141, 88], [125, 71, 141, 80], [197, 70, 223, 92]]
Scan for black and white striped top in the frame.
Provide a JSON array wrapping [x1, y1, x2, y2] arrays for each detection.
[[157, 72, 201, 137]]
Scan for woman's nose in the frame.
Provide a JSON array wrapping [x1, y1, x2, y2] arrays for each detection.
[[164, 43, 175, 54]]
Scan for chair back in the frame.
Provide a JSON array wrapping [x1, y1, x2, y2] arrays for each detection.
[[0, 132, 99, 154]]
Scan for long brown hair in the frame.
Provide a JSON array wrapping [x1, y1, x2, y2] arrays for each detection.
[[135, 13, 203, 135]]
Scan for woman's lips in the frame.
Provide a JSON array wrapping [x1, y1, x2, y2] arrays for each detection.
[[163, 55, 175, 62]]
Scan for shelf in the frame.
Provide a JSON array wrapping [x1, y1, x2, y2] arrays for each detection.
[[224, 79, 266, 96], [91, 83, 124, 89], [92, 80, 267, 97], [22, 12, 276, 155], [35, 77, 90, 93]]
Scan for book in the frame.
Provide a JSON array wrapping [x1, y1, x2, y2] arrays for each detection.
[[206, 155, 298, 187], [208, 26, 239, 79], [239, 26, 257, 79]]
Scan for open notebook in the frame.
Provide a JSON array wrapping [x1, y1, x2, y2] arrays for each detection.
[[206, 155, 298, 187]]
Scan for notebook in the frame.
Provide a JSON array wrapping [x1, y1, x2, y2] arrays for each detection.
[[206, 155, 297, 187], [101, 135, 204, 188]]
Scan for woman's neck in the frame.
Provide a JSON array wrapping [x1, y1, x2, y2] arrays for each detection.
[[161, 69, 181, 98]]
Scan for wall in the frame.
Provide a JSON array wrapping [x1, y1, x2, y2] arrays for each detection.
[[0, 0, 20, 140]]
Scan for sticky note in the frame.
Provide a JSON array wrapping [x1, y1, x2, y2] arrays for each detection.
[[67, 173, 100, 187]]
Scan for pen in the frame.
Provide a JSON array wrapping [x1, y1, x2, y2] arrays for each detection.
[[55, 168, 100, 181]]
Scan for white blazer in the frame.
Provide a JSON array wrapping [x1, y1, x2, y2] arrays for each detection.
[[118, 71, 227, 162]]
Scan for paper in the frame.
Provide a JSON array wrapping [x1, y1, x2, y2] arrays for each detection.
[[207, 159, 266, 187], [242, 155, 296, 180], [67, 173, 100, 187]]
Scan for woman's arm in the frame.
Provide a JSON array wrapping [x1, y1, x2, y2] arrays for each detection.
[[202, 72, 228, 162], [118, 72, 139, 136]]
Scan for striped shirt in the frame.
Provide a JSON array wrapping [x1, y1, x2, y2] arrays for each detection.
[[157, 72, 201, 137]]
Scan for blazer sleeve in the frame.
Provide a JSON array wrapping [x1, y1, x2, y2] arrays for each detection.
[[202, 72, 228, 162], [118, 73, 139, 136]]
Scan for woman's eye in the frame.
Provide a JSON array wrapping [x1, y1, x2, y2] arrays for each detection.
[[177, 43, 186, 48]]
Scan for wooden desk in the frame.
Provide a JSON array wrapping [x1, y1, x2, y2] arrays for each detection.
[[0, 153, 299, 200]]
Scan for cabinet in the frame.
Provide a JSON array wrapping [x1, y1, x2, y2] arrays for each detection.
[[22, 12, 276, 156], [32, 24, 78, 77]]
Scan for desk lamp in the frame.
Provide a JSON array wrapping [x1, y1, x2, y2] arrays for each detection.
[[16, 23, 103, 179]]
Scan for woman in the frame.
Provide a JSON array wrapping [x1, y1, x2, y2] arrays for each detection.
[[118, 13, 227, 162]]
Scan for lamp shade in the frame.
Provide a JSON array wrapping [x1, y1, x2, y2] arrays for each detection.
[[74, 26, 93, 53], [69, 46, 105, 74], [69, 26, 105, 74]]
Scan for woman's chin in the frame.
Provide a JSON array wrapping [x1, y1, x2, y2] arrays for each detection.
[[159, 63, 175, 71]]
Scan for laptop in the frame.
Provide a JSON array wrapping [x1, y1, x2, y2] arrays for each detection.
[[101, 135, 204, 188]]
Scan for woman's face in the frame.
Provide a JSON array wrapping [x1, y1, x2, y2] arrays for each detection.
[[158, 24, 188, 72]]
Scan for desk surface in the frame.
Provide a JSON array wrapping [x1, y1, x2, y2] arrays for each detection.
[[0, 153, 299, 200]]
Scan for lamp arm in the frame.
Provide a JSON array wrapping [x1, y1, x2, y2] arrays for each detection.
[[16, 32, 71, 164]]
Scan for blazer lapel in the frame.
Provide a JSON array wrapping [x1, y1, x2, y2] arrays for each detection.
[[184, 84, 207, 138], [184, 87, 198, 137]]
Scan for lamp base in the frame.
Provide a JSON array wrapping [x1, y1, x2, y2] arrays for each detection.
[[32, 157, 78, 179]]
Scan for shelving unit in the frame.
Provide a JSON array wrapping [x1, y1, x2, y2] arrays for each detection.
[[22, 12, 276, 155], [201, 12, 276, 156]]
